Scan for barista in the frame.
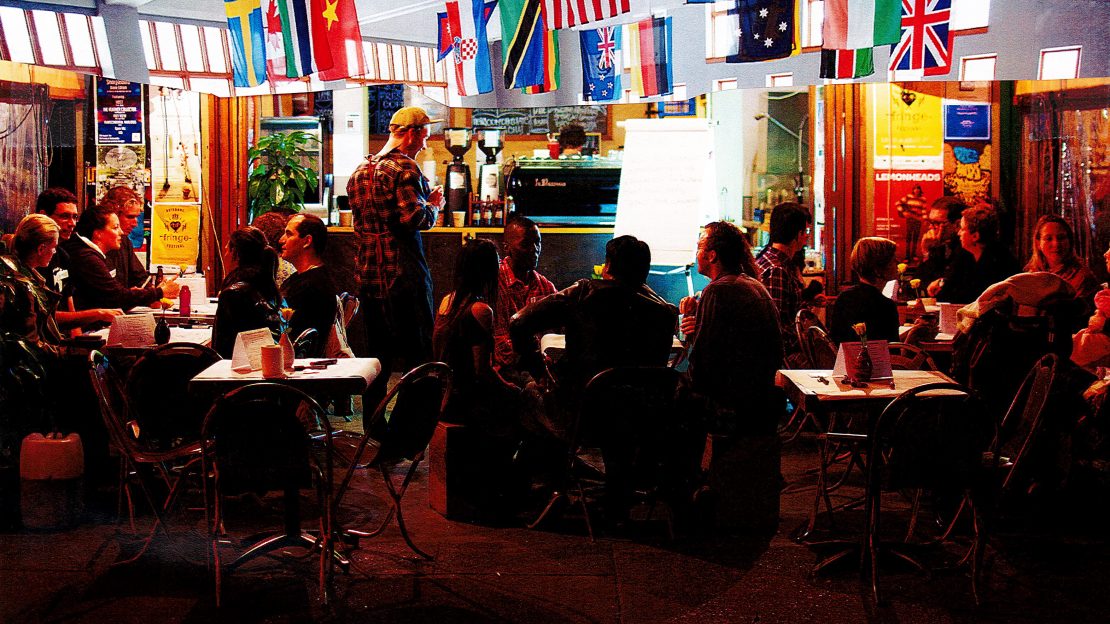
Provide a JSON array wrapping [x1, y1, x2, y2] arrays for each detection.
[[557, 124, 587, 157]]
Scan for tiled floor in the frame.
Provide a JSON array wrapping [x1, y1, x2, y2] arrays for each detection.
[[3, 437, 1108, 623]]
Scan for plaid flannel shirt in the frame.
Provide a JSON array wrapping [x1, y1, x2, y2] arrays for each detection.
[[756, 245, 803, 355], [494, 257, 556, 368], [347, 151, 437, 299]]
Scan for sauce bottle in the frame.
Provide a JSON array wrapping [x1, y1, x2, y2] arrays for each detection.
[[179, 285, 191, 317]]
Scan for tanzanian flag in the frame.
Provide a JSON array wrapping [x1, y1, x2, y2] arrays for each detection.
[[500, 0, 559, 91], [225, 0, 267, 87]]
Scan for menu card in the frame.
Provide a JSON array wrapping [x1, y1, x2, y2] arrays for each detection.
[[939, 302, 961, 336], [105, 313, 156, 348], [833, 340, 893, 381], [230, 328, 275, 372]]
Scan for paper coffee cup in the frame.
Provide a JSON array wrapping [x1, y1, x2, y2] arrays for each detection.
[[261, 344, 284, 378], [451, 211, 466, 228], [338, 210, 353, 227]]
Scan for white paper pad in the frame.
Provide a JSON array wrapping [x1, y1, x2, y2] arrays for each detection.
[[230, 328, 275, 372], [106, 313, 156, 348]]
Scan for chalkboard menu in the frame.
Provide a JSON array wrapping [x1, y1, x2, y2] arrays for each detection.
[[472, 106, 609, 137], [367, 84, 405, 135]]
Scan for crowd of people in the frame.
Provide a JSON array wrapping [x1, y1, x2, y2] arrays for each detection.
[[2, 104, 1109, 529]]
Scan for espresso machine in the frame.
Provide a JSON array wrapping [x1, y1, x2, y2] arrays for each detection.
[[443, 127, 473, 216], [476, 128, 503, 201]]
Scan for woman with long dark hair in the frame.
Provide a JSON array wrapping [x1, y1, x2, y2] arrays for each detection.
[[211, 226, 283, 357]]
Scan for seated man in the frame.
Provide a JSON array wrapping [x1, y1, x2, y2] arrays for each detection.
[[99, 186, 148, 288], [65, 204, 179, 311], [510, 235, 678, 518], [915, 196, 967, 286], [929, 204, 1020, 304], [682, 221, 783, 436], [494, 215, 556, 375], [279, 213, 344, 357]]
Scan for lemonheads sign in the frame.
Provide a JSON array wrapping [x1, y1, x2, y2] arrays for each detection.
[[151, 203, 199, 267]]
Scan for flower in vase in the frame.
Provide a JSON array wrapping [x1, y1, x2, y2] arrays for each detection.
[[852, 322, 868, 344], [909, 278, 923, 298], [897, 262, 908, 276]]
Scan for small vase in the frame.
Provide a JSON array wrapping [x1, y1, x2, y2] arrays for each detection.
[[154, 316, 170, 345], [279, 331, 295, 373], [855, 341, 873, 382]]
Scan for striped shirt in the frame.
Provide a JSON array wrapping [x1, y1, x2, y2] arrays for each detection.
[[494, 256, 556, 368]]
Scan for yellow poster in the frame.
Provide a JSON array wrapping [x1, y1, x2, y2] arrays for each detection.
[[150, 203, 200, 267], [872, 84, 944, 169]]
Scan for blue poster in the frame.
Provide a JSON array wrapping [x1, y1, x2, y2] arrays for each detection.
[[96, 79, 144, 145], [943, 103, 990, 141]]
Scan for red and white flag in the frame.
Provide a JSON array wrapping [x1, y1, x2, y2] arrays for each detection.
[[543, 0, 631, 30]]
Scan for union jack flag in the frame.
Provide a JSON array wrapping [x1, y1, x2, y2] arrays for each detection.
[[889, 0, 953, 76], [596, 26, 617, 70]]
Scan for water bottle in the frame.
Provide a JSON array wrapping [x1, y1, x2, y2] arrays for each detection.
[[179, 285, 191, 317]]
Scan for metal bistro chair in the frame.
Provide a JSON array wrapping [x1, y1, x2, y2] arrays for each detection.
[[781, 320, 837, 443], [817, 382, 994, 605], [200, 383, 339, 607], [88, 350, 204, 564], [333, 362, 452, 560], [126, 342, 221, 451], [888, 342, 939, 372]]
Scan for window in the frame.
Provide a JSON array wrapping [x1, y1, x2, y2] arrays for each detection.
[[664, 83, 688, 103], [959, 54, 996, 81], [950, 0, 990, 32], [714, 78, 738, 91], [767, 72, 794, 87], [1039, 46, 1081, 80], [0, 7, 111, 73]]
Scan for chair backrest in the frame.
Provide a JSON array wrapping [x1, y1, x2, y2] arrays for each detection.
[[800, 325, 837, 369], [324, 294, 356, 358], [887, 342, 938, 371], [126, 342, 221, 446], [869, 382, 995, 493], [996, 353, 1058, 494], [794, 308, 825, 368], [88, 350, 143, 457], [201, 382, 330, 495], [580, 366, 682, 483], [340, 292, 359, 328], [366, 362, 452, 464]]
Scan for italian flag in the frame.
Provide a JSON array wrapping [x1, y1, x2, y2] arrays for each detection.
[[822, 0, 902, 50]]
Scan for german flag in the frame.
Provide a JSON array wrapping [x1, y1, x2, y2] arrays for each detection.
[[630, 16, 673, 98]]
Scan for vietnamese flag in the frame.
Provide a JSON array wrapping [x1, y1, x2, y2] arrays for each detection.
[[314, 0, 366, 80]]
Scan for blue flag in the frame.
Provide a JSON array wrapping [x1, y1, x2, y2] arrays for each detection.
[[225, 0, 267, 87], [726, 0, 795, 63], [580, 26, 621, 102]]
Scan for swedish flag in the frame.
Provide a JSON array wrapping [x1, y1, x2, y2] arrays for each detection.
[[225, 0, 267, 87]]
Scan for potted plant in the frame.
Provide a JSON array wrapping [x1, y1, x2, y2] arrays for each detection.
[[246, 130, 320, 220]]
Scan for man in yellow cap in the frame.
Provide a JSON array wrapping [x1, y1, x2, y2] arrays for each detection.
[[347, 106, 445, 405]]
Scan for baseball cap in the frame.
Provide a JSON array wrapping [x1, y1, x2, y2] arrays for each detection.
[[389, 106, 443, 129]]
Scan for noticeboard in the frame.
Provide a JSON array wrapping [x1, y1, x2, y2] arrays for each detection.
[[471, 106, 609, 137]]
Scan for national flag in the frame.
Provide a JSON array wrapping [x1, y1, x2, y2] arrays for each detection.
[[889, 0, 953, 76], [581, 26, 621, 102], [445, 0, 495, 96], [522, 25, 559, 94], [439, 2, 495, 62], [823, 0, 901, 50], [263, 0, 287, 78], [315, 0, 366, 81], [820, 48, 874, 79], [276, 0, 332, 77], [726, 0, 795, 63], [629, 16, 672, 98], [684, 0, 715, 3], [500, 0, 560, 91], [225, 0, 267, 87], [543, 0, 630, 30]]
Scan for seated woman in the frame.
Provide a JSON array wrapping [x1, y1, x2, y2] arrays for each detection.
[[1025, 215, 1098, 313], [211, 227, 283, 358], [1073, 244, 1110, 373], [0, 214, 66, 358], [829, 237, 900, 345], [929, 204, 1020, 304], [433, 238, 521, 429]]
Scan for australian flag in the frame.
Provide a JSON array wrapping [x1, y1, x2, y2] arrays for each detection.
[[580, 26, 621, 102], [726, 0, 795, 63], [889, 0, 953, 76]]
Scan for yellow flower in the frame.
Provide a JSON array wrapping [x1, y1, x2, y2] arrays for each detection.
[[852, 322, 868, 338], [151, 298, 174, 310], [178, 264, 189, 276], [909, 278, 922, 289], [897, 263, 907, 275], [280, 307, 295, 322]]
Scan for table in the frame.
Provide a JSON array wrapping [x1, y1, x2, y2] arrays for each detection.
[[777, 369, 960, 416], [89, 326, 213, 348], [540, 333, 685, 359], [898, 324, 956, 354], [189, 357, 381, 398], [130, 299, 217, 327]]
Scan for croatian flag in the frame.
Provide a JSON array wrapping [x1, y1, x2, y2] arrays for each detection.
[[446, 0, 494, 96], [889, 0, 953, 76], [543, 0, 631, 30]]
